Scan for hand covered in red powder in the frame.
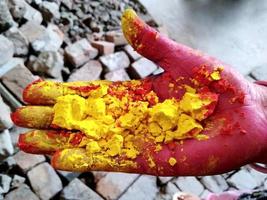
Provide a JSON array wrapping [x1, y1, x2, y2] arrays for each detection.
[[11, 9, 267, 176]]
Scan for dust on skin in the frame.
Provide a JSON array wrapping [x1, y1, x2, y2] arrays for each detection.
[[49, 68, 223, 170]]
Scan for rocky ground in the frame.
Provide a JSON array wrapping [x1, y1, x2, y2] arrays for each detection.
[[0, 0, 267, 200]]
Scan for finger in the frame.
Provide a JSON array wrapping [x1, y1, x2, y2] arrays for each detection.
[[51, 148, 141, 173], [11, 106, 53, 129], [23, 79, 111, 105], [122, 9, 223, 75], [18, 130, 87, 154]]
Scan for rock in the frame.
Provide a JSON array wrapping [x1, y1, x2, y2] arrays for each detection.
[[248, 168, 267, 186], [39, 1, 60, 21], [119, 175, 158, 200], [61, 0, 73, 10], [9, 126, 28, 147], [166, 182, 180, 195], [104, 69, 130, 81], [174, 177, 204, 196], [0, 35, 14, 66], [212, 175, 229, 191], [31, 51, 64, 78], [3, 156, 16, 169], [227, 169, 258, 190], [0, 0, 16, 32], [11, 175, 25, 188], [0, 130, 14, 160], [65, 39, 98, 67], [0, 95, 13, 131], [124, 45, 142, 61], [92, 171, 107, 183], [100, 51, 130, 72], [200, 190, 212, 199], [9, 0, 43, 24], [0, 174, 12, 194], [153, 67, 164, 75], [61, 178, 103, 200], [32, 24, 64, 52], [129, 58, 158, 79], [91, 41, 115, 55], [57, 170, 80, 182], [28, 162, 63, 200], [4, 27, 29, 56], [200, 176, 227, 193], [0, 58, 39, 102], [5, 184, 39, 200], [158, 177, 173, 185], [251, 65, 267, 80], [67, 60, 102, 82], [96, 173, 138, 200], [13, 151, 45, 172], [105, 31, 127, 46], [19, 21, 46, 43]]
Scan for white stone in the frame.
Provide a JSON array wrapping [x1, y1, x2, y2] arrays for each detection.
[[100, 51, 130, 72], [0, 35, 14, 66], [4, 27, 29, 56], [11, 175, 26, 188], [61, 178, 103, 200], [0, 130, 14, 160], [174, 177, 204, 196], [0, 174, 12, 194], [96, 172, 138, 199], [28, 162, 63, 200], [0, 95, 13, 131], [40, 1, 60, 21], [153, 67, 164, 75], [13, 151, 45, 172], [228, 169, 258, 190], [5, 184, 39, 200], [32, 24, 64, 52], [130, 58, 158, 78], [248, 168, 267, 186], [201, 176, 224, 193], [65, 39, 98, 67], [119, 175, 158, 200]]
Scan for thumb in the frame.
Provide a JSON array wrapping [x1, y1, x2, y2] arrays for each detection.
[[121, 9, 223, 75]]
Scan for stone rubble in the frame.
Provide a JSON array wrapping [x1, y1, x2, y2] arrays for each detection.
[[27, 162, 63, 200], [65, 38, 98, 67], [13, 151, 45, 172], [0, 35, 14, 66], [96, 173, 138, 200], [174, 177, 204, 196], [0, 0, 266, 199], [0, 95, 13, 131], [61, 178, 103, 200], [0, 130, 14, 160], [100, 51, 130, 72]]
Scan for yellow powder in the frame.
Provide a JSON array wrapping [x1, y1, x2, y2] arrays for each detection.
[[86, 141, 101, 154], [51, 77, 221, 168], [210, 71, 221, 80], [150, 100, 179, 131], [107, 134, 123, 156], [169, 157, 177, 166]]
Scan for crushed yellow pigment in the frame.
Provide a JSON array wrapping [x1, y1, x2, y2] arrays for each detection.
[[52, 78, 219, 167]]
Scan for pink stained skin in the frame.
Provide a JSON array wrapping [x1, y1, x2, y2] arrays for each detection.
[[11, 9, 267, 175]]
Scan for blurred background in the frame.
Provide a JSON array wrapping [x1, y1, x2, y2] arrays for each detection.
[[0, 0, 266, 199]]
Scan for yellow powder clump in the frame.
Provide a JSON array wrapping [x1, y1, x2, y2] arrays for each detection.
[[169, 157, 177, 166], [51, 77, 220, 168]]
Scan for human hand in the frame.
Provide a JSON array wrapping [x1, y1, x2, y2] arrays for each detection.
[[11, 9, 267, 176]]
